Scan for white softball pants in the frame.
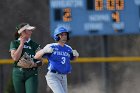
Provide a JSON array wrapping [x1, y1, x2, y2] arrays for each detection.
[[45, 71, 68, 93]]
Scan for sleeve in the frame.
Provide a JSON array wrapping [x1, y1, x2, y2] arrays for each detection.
[[42, 44, 52, 58], [42, 44, 52, 53], [9, 41, 17, 52]]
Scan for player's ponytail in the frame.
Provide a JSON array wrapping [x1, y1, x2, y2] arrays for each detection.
[[14, 31, 20, 40], [14, 25, 20, 40]]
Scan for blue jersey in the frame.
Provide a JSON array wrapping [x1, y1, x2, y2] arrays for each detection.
[[43, 43, 74, 74]]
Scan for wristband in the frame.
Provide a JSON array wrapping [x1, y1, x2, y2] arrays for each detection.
[[34, 59, 42, 67], [36, 61, 42, 66]]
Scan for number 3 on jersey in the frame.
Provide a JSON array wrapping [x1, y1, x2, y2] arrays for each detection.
[[61, 57, 66, 64]]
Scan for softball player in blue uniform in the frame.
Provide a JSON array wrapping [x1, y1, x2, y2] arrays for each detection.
[[34, 26, 79, 93]]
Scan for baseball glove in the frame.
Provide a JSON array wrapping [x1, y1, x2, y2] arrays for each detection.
[[17, 52, 34, 68]]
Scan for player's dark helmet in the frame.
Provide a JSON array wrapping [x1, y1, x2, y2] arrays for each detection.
[[53, 26, 70, 41]]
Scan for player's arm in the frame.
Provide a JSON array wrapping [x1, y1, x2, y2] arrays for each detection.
[[11, 42, 24, 61], [34, 44, 53, 59], [34, 45, 54, 67], [31, 45, 43, 67], [10, 36, 26, 61], [34, 49, 45, 59], [34, 49, 47, 67], [70, 50, 79, 60]]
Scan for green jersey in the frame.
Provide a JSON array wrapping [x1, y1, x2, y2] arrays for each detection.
[[9, 39, 40, 66]]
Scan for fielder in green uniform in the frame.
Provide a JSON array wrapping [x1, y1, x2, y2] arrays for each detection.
[[9, 23, 43, 93]]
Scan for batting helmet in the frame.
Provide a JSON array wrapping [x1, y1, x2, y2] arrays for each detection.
[[53, 26, 70, 41]]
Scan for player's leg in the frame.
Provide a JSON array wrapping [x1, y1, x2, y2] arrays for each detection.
[[45, 72, 65, 93], [61, 75, 68, 93], [12, 67, 25, 93], [25, 70, 38, 93]]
